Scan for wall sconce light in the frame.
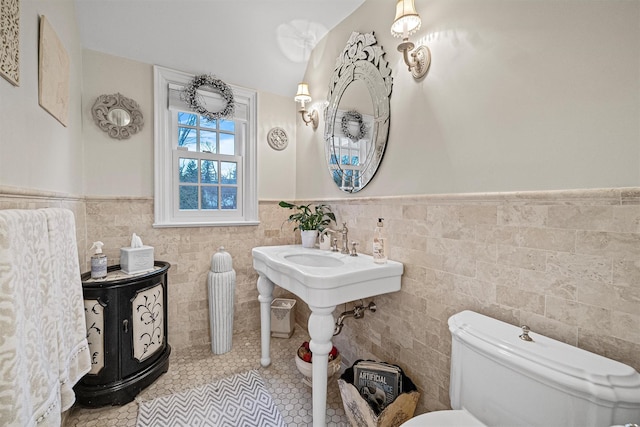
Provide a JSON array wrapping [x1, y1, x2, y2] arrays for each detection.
[[295, 82, 318, 130], [391, 0, 431, 79]]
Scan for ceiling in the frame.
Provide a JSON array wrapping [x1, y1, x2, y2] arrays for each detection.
[[75, 0, 365, 97]]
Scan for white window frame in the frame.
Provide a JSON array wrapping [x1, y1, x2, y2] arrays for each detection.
[[153, 65, 258, 227]]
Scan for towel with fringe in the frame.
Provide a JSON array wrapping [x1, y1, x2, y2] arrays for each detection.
[[0, 208, 91, 426]]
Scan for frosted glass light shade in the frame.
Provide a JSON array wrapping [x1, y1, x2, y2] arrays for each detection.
[[294, 83, 312, 103], [391, 0, 422, 38]]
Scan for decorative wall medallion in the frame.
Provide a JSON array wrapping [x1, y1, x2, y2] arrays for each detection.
[[0, 0, 19, 86], [267, 127, 288, 151], [181, 74, 235, 121], [132, 284, 164, 362], [91, 93, 144, 139], [84, 299, 105, 375]]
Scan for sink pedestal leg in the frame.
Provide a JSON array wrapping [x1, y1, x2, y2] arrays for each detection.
[[257, 275, 274, 367], [308, 304, 337, 427]]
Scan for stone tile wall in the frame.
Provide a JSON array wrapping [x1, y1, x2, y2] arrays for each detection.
[[309, 188, 640, 413], [83, 198, 298, 349], [0, 186, 87, 267], [3, 186, 638, 415]]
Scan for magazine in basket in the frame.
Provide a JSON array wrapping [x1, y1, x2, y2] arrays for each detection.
[[352, 361, 403, 415]]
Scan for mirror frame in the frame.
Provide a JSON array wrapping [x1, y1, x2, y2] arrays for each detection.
[[324, 32, 393, 193], [91, 93, 144, 140]]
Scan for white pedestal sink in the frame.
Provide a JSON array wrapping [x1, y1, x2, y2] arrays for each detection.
[[252, 245, 403, 427]]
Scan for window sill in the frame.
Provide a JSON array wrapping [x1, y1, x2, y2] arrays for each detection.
[[153, 220, 260, 228]]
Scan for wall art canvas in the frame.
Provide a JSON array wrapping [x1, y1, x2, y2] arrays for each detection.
[[38, 15, 69, 126], [0, 0, 20, 86]]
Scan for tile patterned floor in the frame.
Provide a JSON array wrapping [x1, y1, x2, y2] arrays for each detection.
[[64, 328, 348, 426]]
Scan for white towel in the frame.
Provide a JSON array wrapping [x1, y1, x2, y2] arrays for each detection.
[[43, 208, 91, 411], [0, 209, 90, 426]]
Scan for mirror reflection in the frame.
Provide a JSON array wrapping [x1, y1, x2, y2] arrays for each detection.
[[324, 32, 393, 193], [107, 108, 131, 127], [329, 80, 374, 190], [91, 93, 144, 140]]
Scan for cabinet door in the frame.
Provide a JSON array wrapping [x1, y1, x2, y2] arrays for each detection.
[[120, 274, 167, 378], [80, 288, 120, 385]]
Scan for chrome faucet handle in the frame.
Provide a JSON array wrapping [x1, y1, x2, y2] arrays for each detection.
[[331, 238, 339, 252], [349, 241, 359, 256], [519, 325, 533, 342], [340, 222, 350, 254]]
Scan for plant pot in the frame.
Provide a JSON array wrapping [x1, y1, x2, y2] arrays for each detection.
[[300, 229, 318, 248], [295, 354, 342, 387]]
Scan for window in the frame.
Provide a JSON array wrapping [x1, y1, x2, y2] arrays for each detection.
[[154, 66, 258, 227]]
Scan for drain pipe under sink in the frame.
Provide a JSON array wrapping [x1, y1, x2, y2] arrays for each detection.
[[333, 301, 377, 336]]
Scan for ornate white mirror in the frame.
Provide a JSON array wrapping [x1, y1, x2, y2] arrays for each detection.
[[324, 32, 393, 193], [92, 93, 144, 140]]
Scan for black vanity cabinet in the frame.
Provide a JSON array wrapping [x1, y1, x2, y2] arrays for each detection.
[[74, 261, 171, 407]]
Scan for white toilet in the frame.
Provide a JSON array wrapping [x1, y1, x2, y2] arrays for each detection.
[[402, 310, 640, 427]]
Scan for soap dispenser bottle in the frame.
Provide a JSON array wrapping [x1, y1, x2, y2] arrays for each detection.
[[90, 241, 108, 279], [373, 218, 387, 264]]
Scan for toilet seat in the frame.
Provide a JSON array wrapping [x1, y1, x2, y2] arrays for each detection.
[[401, 409, 486, 427]]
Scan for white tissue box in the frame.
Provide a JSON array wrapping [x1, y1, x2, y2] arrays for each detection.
[[120, 246, 154, 274]]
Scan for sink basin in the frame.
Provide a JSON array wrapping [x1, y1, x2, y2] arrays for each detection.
[[252, 245, 403, 307], [284, 253, 345, 267]]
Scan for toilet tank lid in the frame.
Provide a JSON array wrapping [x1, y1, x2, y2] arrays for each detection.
[[448, 311, 640, 404]]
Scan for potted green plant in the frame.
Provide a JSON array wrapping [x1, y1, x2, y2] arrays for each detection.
[[279, 201, 336, 248]]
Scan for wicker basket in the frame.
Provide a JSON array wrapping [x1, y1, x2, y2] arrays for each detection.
[[338, 361, 420, 427]]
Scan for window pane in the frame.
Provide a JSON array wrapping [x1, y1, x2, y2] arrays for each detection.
[[219, 120, 235, 132], [178, 112, 197, 126], [179, 186, 198, 210], [219, 133, 235, 155], [341, 155, 350, 165], [330, 154, 338, 165], [221, 162, 237, 184], [352, 156, 359, 165], [179, 158, 198, 183], [221, 187, 237, 210], [178, 127, 197, 151], [333, 170, 342, 186], [200, 160, 218, 184], [200, 116, 216, 129], [201, 187, 218, 210], [345, 170, 354, 186], [200, 130, 217, 153]]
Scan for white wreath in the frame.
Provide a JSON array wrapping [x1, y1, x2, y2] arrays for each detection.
[[341, 110, 367, 141], [181, 75, 235, 121]]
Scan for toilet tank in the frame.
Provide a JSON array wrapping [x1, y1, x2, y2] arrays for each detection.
[[448, 311, 640, 427]]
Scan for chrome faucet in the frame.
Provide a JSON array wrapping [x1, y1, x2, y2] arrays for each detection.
[[340, 222, 349, 254]]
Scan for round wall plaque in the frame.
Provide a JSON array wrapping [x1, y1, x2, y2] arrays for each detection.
[[267, 127, 288, 151]]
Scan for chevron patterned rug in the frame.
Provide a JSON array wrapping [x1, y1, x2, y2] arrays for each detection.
[[136, 370, 285, 427]]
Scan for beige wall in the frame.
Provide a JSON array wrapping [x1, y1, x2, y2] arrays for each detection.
[[83, 197, 297, 349], [5, 185, 637, 417], [308, 188, 640, 414], [0, 1, 84, 195], [81, 49, 298, 199], [291, 0, 640, 415], [297, 0, 640, 198], [257, 92, 297, 201], [81, 50, 154, 197]]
